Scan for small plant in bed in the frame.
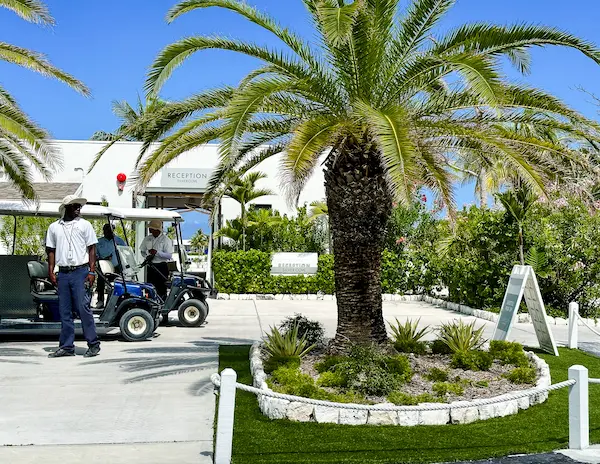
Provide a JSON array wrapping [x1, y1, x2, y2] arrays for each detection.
[[387, 391, 440, 405], [432, 381, 465, 397], [389, 318, 430, 354], [504, 366, 537, 385], [426, 367, 449, 382], [279, 313, 325, 348], [451, 350, 494, 371], [438, 319, 485, 353], [489, 340, 531, 367], [335, 345, 413, 396], [262, 323, 315, 373]]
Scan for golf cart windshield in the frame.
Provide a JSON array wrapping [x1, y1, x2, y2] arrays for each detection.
[[117, 245, 140, 280]]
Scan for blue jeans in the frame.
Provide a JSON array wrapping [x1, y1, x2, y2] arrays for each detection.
[[57, 266, 100, 351]]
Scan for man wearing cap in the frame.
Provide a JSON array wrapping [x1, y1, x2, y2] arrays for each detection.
[[140, 220, 173, 301], [46, 195, 101, 358]]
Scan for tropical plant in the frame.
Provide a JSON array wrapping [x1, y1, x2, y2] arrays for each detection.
[[0, 215, 53, 256], [437, 320, 486, 354], [134, 0, 600, 348], [224, 171, 273, 250], [525, 246, 554, 279], [262, 323, 316, 359], [279, 313, 326, 348], [496, 184, 539, 265], [88, 96, 168, 170], [190, 229, 208, 253], [0, 0, 89, 200], [388, 317, 430, 354], [308, 200, 328, 222]]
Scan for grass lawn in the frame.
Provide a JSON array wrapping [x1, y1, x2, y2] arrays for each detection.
[[218, 345, 600, 464]]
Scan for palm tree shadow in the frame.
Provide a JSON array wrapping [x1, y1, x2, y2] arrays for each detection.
[[84, 340, 222, 396], [0, 347, 42, 364]]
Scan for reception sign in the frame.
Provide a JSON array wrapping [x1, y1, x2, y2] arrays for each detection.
[[160, 169, 213, 189], [271, 253, 318, 275]]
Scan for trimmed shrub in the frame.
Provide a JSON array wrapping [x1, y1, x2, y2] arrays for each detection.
[[504, 367, 537, 385], [315, 356, 347, 373], [426, 367, 449, 382], [489, 340, 530, 367], [317, 371, 347, 388], [264, 355, 300, 374], [430, 339, 453, 355], [451, 350, 493, 371], [279, 314, 325, 348], [432, 381, 464, 397]]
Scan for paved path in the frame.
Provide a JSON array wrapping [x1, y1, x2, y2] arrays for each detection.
[[2, 299, 600, 463]]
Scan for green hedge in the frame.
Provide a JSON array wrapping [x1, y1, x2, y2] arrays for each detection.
[[212, 250, 335, 294], [212, 249, 442, 295]]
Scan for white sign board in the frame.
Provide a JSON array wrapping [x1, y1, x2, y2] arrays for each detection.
[[160, 168, 213, 190], [271, 253, 318, 275], [492, 265, 558, 356]]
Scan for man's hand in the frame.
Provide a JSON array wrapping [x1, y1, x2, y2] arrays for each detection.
[[49, 272, 57, 286], [86, 273, 96, 288], [149, 249, 157, 256]]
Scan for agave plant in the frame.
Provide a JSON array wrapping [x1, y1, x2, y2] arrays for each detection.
[[263, 323, 316, 359], [437, 319, 486, 353], [389, 318, 430, 344], [389, 317, 430, 354]]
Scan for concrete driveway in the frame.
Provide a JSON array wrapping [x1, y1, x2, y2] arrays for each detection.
[[0, 299, 597, 463]]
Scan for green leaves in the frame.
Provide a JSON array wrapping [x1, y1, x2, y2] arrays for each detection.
[[437, 319, 486, 354], [263, 323, 316, 359], [0, 0, 53, 24], [316, 0, 362, 46]]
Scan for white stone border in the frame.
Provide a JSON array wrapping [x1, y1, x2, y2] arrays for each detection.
[[218, 292, 599, 327], [248, 342, 551, 426]]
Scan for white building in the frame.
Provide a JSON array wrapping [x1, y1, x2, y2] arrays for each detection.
[[0, 140, 326, 220], [0, 140, 327, 278]]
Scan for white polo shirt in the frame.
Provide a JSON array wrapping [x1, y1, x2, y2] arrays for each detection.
[[140, 233, 174, 264], [46, 217, 98, 267]]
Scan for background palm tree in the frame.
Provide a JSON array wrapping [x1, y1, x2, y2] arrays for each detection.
[[224, 171, 273, 250], [308, 199, 331, 251], [0, 0, 89, 200], [136, 0, 600, 349], [496, 184, 538, 265], [88, 96, 168, 171]]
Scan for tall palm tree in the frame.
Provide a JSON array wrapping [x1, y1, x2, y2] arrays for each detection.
[[224, 171, 273, 250], [136, 0, 600, 348], [88, 96, 168, 171], [308, 199, 331, 251], [0, 0, 89, 200], [496, 184, 538, 265]]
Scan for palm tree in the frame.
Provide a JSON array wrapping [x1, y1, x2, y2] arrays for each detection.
[[308, 199, 331, 251], [135, 0, 600, 349], [496, 184, 538, 265], [88, 96, 168, 171], [0, 0, 89, 200], [214, 219, 244, 250], [224, 171, 273, 250]]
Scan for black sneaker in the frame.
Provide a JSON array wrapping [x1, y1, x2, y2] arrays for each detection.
[[84, 345, 101, 358], [48, 348, 75, 358]]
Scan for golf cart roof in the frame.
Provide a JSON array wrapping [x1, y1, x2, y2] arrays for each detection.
[[107, 207, 183, 223], [0, 201, 121, 219]]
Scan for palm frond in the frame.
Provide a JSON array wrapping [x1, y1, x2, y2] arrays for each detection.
[[0, 42, 90, 96], [0, 0, 54, 24]]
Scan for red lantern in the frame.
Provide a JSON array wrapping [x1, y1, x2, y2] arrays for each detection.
[[117, 173, 127, 183]]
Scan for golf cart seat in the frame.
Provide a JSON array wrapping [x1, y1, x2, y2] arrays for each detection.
[[98, 260, 120, 283], [27, 260, 58, 301]]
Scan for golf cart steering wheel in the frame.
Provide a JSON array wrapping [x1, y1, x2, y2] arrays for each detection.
[[140, 254, 155, 268]]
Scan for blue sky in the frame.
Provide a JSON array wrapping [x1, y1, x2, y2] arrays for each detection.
[[3, 0, 600, 236]]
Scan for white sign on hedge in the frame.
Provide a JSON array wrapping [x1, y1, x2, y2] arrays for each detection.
[[492, 265, 558, 356], [271, 253, 318, 276]]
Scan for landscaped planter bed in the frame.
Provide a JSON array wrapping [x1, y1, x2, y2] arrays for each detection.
[[250, 342, 551, 426]]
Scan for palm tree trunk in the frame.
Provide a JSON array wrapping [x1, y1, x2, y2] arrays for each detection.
[[478, 171, 487, 208], [519, 225, 524, 265], [324, 135, 392, 351]]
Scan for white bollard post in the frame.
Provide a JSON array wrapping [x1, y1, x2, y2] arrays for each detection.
[[569, 302, 579, 350], [569, 365, 589, 450], [214, 368, 237, 464]]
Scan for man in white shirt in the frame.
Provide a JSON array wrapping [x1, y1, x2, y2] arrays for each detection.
[[140, 220, 173, 302], [46, 195, 100, 358]]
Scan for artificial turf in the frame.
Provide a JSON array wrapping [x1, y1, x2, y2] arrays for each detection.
[[218, 345, 600, 464]]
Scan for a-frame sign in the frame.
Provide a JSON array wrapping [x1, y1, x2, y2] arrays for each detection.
[[492, 265, 559, 356]]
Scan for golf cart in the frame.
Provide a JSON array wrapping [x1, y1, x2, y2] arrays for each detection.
[[107, 207, 216, 327], [0, 201, 161, 341]]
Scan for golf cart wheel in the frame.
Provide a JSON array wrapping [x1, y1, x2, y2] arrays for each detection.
[[178, 299, 208, 327], [119, 308, 155, 342]]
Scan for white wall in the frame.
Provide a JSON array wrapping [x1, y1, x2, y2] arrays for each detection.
[[31, 140, 326, 222]]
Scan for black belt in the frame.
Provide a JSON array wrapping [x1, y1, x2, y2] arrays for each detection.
[[58, 263, 89, 273]]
